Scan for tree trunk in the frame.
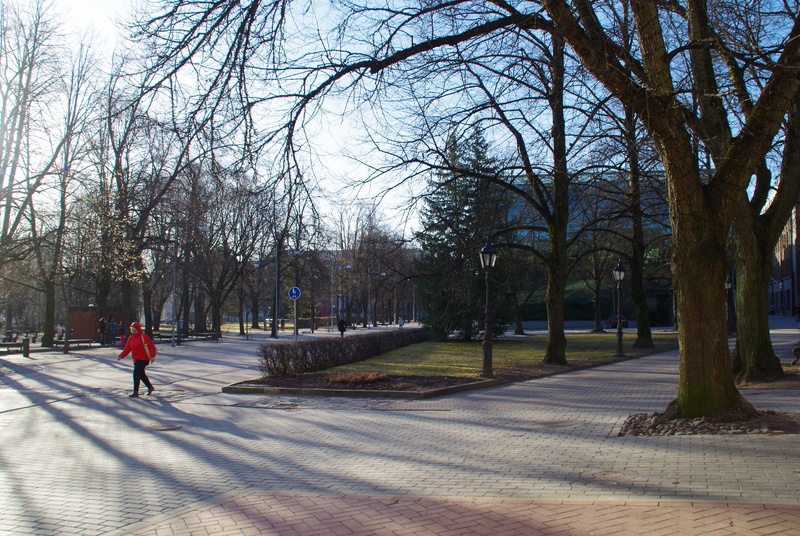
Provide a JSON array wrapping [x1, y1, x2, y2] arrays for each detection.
[[629, 244, 654, 348], [591, 275, 604, 333], [41, 278, 56, 346], [731, 227, 783, 382], [96, 271, 111, 326], [543, 33, 569, 365], [209, 290, 223, 334], [180, 249, 191, 337], [194, 292, 207, 332], [514, 313, 525, 335], [121, 279, 137, 326], [626, 105, 654, 348], [238, 286, 245, 336], [142, 282, 153, 335], [544, 234, 568, 364], [250, 293, 260, 329], [665, 213, 756, 419]]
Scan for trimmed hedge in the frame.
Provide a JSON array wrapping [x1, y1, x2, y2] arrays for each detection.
[[257, 328, 430, 377]]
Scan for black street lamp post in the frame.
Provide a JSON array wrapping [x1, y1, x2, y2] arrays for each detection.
[[612, 260, 626, 357], [479, 241, 498, 378]]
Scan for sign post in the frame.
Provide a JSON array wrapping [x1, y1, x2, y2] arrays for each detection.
[[288, 287, 301, 341]]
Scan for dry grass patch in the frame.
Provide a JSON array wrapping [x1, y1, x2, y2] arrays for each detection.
[[327, 331, 680, 380]]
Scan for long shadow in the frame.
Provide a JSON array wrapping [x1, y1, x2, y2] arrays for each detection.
[[2, 346, 797, 535]]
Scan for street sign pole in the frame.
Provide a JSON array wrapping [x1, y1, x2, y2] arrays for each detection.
[[288, 287, 301, 341]]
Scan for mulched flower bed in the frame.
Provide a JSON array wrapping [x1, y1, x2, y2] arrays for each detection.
[[239, 373, 481, 392]]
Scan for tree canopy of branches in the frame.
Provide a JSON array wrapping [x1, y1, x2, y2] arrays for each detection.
[[131, 0, 800, 420]]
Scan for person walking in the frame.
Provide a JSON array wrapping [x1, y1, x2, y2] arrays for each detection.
[[117, 322, 157, 398], [97, 317, 107, 346]]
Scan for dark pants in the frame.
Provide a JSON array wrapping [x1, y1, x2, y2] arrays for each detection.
[[133, 360, 154, 393]]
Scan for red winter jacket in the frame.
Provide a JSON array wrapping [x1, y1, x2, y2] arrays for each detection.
[[118, 332, 156, 362]]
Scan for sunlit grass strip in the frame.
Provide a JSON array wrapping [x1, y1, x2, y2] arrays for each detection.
[[328, 332, 680, 377]]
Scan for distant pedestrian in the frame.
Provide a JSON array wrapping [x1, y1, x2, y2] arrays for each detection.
[[337, 318, 346, 337], [109, 317, 118, 345], [98, 317, 107, 345], [117, 322, 157, 398], [398, 316, 404, 329]]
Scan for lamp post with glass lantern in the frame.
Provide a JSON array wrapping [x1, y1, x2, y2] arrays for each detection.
[[479, 241, 497, 378], [612, 260, 626, 357]]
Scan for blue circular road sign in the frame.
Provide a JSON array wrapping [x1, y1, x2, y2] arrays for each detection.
[[288, 287, 301, 300]]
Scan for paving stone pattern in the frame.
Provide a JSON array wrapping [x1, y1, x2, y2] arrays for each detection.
[[0, 324, 799, 535]]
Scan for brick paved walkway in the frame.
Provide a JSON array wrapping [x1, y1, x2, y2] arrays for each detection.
[[1, 322, 799, 535]]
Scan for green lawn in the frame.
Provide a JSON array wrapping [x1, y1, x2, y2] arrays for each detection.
[[328, 331, 680, 380]]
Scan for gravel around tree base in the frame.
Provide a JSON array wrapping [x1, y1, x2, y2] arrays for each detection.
[[619, 410, 800, 436]]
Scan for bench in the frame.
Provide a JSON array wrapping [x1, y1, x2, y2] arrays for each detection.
[[151, 331, 175, 340], [186, 332, 220, 341], [0, 341, 23, 352], [53, 338, 94, 348]]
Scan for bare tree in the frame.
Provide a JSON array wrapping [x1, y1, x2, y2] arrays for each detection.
[[133, 0, 800, 418], [544, 0, 800, 418], [0, 0, 60, 338], [730, 100, 800, 382], [0, 0, 63, 263], [11, 16, 101, 346]]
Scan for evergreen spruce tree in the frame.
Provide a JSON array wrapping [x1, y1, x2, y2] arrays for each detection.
[[415, 129, 514, 339]]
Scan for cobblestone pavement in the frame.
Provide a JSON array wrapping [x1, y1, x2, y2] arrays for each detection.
[[0, 323, 799, 535]]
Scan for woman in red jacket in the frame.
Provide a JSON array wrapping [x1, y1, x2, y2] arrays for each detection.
[[117, 322, 157, 397]]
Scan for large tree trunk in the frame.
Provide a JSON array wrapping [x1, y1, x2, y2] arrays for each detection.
[[729, 101, 800, 382], [250, 292, 260, 329], [731, 222, 783, 382], [194, 292, 207, 332], [211, 290, 223, 335], [664, 185, 756, 419], [121, 279, 138, 326]]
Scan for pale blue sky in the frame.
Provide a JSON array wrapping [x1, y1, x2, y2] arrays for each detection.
[[57, 0, 127, 45]]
